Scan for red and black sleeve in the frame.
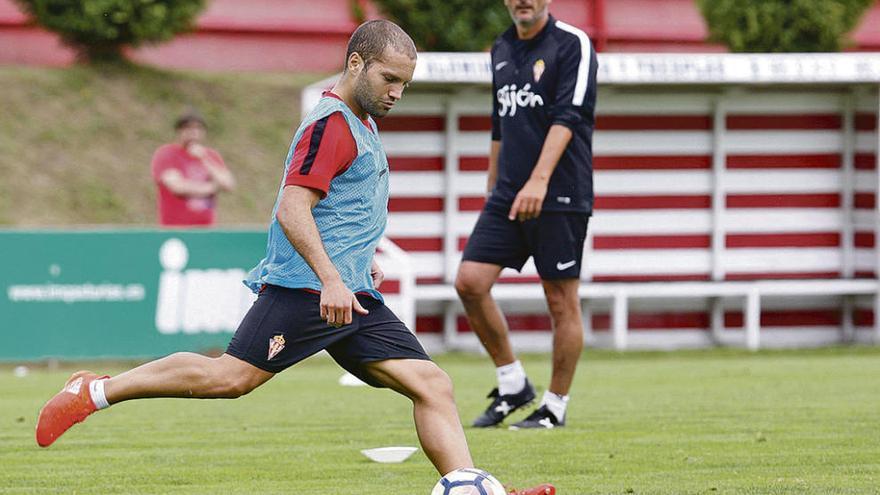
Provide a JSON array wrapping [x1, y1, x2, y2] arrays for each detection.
[[285, 111, 357, 197]]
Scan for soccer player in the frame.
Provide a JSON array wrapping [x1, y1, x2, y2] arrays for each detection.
[[36, 19, 481, 479], [456, 0, 598, 429]]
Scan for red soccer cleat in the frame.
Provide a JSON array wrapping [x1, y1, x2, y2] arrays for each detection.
[[35, 370, 108, 447], [508, 484, 556, 495]]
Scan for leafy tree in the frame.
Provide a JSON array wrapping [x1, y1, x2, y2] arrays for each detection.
[[697, 0, 873, 52], [15, 0, 205, 61], [371, 0, 511, 51]]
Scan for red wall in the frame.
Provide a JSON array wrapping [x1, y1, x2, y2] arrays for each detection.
[[1, 0, 879, 72]]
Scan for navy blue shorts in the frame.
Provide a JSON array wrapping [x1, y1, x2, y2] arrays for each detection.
[[225, 285, 430, 387], [461, 205, 590, 280]]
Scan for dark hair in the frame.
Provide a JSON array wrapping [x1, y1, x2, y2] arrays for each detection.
[[344, 19, 417, 71], [174, 111, 206, 130]]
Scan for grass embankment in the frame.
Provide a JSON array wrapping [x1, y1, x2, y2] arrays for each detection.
[[2, 348, 879, 494], [0, 63, 324, 226]]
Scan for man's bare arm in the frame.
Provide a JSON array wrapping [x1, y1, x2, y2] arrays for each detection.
[[508, 124, 573, 221], [159, 169, 219, 197], [188, 144, 236, 192], [276, 185, 367, 326], [202, 157, 236, 191], [487, 140, 501, 193]]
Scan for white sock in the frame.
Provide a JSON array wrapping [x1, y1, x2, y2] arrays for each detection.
[[540, 390, 569, 422], [496, 360, 527, 396], [89, 379, 110, 410]]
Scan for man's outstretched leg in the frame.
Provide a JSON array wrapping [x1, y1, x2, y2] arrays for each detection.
[[456, 261, 536, 427], [365, 358, 554, 493], [364, 359, 472, 474], [36, 353, 273, 447]]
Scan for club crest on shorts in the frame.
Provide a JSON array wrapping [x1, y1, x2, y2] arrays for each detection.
[[267, 334, 286, 360], [533, 59, 545, 83]]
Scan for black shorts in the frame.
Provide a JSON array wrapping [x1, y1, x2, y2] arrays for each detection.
[[461, 205, 590, 280], [226, 284, 430, 387]]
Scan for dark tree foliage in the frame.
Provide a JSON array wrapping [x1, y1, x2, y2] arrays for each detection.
[[16, 0, 205, 61], [697, 0, 873, 52], [371, 0, 511, 51]]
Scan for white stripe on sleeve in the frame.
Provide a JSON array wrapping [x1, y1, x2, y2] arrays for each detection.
[[554, 20, 592, 107]]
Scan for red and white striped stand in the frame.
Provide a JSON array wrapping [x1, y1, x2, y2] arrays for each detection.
[[304, 53, 880, 353]]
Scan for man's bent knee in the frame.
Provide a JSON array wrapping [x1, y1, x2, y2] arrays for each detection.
[[394, 361, 455, 403], [546, 293, 578, 319], [455, 269, 490, 301], [364, 359, 456, 405], [413, 365, 455, 405]]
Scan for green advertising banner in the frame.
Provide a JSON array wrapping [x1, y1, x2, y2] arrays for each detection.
[[1, 229, 267, 361]]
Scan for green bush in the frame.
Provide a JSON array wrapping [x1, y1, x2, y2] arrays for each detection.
[[15, 0, 205, 61], [697, 0, 873, 52], [371, 0, 510, 51]]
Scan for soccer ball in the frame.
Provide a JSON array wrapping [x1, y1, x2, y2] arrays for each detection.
[[431, 468, 507, 495]]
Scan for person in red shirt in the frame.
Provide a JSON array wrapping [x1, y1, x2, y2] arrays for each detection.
[[151, 112, 236, 226]]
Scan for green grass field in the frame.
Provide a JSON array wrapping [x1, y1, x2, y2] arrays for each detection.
[[2, 348, 879, 494]]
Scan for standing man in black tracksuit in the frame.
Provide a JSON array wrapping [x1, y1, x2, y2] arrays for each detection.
[[455, 0, 598, 429]]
